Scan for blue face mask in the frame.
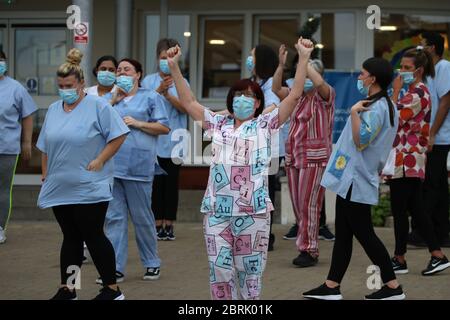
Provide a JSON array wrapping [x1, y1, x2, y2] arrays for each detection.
[[97, 71, 116, 87], [357, 78, 371, 96], [116, 75, 135, 93], [246, 56, 254, 73], [304, 79, 314, 92], [233, 95, 255, 120], [399, 71, 416, 85], [159, 59, 170, 75], [59, 88, 80, 105], [0, 61, 7, 76]]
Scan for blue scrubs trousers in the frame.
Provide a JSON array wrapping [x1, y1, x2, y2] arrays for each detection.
[[105, 177, 161, 274]]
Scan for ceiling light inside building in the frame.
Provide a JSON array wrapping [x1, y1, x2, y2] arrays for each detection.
[[379, 26, 397, 31], [209, 39, 226, 45]]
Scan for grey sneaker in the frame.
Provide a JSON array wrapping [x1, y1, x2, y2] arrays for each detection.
[[143, 267, 160, 280]]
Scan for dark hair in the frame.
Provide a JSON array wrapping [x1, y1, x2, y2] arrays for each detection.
[[156, 38, 180, 56], [362, 57, 395, 127], [403, 48, 435, 79], [119, 58, 143, 85], [254, 45, 278, 82], [0, 50, 6, 60], [92, 55, 118, 77], [421, 31, 445, 57], [226, 79, 265, 118]]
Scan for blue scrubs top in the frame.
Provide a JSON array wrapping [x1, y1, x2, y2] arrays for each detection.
[[0, 76, 37, 154], [105, 88, 170, 182], [321, 98, 398, 205], [427, 59, 450, 145], [142, 73, 188, 159], [36, 94, 130, 209]]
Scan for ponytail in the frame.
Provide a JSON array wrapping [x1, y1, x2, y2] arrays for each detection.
[[367, 90, 395, 127]]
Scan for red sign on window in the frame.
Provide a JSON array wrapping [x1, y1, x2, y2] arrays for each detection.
[[74, 22, 89, 44]]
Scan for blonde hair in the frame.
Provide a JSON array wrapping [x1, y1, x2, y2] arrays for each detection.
[[57, 48, 84, 81]]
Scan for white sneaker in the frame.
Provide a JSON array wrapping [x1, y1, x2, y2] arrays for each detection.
[[0, 227, 6, 244]]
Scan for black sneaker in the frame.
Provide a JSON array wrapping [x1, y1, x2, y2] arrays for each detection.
[[165, 225, 176, 241], [319, 225, 335, 241], [268, 233, 275, 251], [283, 224, 298, 240], [50, 287, 77, 300], [143, 267, 160, 280], [391, 257, 409, 274], [157, 227, 167, 241], [421, 256, 450, 276], [96, 271, 125, 285], [92, 286, 125, 300], [303, 283, 343, 300], [293, 251, 318, 268], [365, 285, 405, 300], [407, 231, 427, 248]]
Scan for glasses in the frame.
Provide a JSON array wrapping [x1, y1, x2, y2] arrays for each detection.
[[234, 91, 256, 98]]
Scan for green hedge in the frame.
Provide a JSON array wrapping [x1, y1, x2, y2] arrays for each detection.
[[371, 189, 391, 227]]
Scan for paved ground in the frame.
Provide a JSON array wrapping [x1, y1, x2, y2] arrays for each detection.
[[0, 221, 449, 300]]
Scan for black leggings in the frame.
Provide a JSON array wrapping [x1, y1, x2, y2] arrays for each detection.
[[53, 202, 116, 286], [327, 187, 396, 284], [152, 157, 181, 221], [268, 157, 283, 236], [319, 198, 327, 227], [390, 178, 440, 256]]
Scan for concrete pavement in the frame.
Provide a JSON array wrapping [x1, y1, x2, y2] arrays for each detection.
[[0, 221, 449, 300]]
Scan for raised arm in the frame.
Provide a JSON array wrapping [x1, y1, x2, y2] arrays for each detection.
[[307, 63, 331, 101], [277, 38, 313, 125], [272, 44, 290, 100], [167, 45, 206, 125]]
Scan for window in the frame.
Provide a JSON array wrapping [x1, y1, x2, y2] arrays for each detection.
[[201, 17, 243, 99], [375, 14, 450, 64], [309, 13, 356, 70], [14, 28, 67, 96], [0, 24, 5, 53], [12, 26, 68, 174], [145, 15, 190, 78], [255, 17, 299, 73]]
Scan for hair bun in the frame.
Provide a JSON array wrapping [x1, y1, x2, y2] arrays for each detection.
[[66, 48, 83, 66]]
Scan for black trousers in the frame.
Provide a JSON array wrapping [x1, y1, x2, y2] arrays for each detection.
[[319, 198, 327, 227], [152, 157, 181, 221], [390, 178, 440, 255], [327, 187, 396, 284], [414, 145, 450, 242], [268, 157, 283, 236], [53, 202, 116, 286]]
